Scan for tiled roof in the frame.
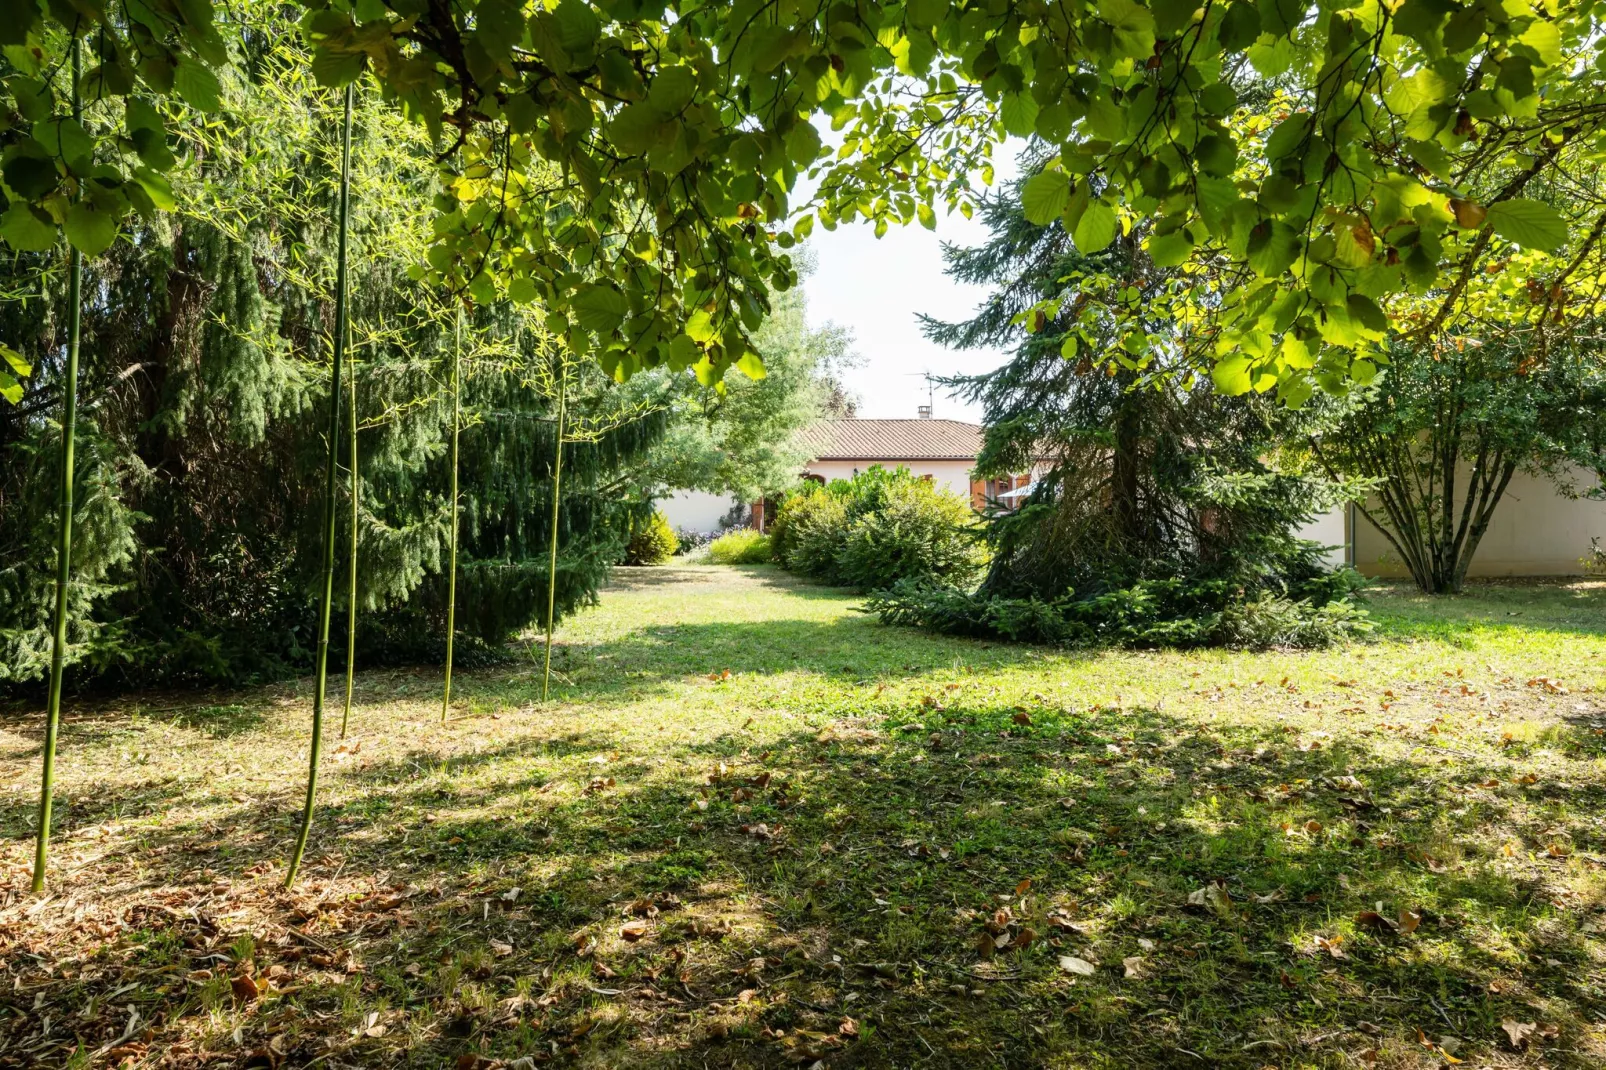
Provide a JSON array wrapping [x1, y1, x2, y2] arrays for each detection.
[[800, 419, 984, 461]]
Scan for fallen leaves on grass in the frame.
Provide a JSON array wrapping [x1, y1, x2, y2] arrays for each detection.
[[1058, 955, 1097, 976]]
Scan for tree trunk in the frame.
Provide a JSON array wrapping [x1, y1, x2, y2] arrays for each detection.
[[542, 362, 566, 702], [32, 39, 83, 894], [286, 81, 355, 890], [441, 308, 462, 722]]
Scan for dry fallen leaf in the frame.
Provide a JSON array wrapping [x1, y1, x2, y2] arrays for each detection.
[[1314, 933, 1346, 959], [1122, 955, 1145, 979], [1058, 955, 1097, 976], [1502, 1020, 1536, 1049], [231, 973, 260, 1003], [620, 922, 647, 943]]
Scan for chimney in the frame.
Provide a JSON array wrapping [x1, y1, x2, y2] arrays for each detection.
[[917, 404, 932, 419]]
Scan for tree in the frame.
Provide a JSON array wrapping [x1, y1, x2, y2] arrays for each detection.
[[641, 252, 856, 506], [0, 18, 664, 691], [873, 172, 1365, 648], [1312, 333, 1606, 594], [9, 0, 1604, 407]]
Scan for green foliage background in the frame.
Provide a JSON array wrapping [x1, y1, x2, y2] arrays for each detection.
[[0, 31, 663, 687]]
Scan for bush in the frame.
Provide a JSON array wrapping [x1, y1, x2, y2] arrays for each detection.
[[674, 528, 713, 556], [866, 574, 1371, 650], [625, 511, 679, 565], [772, 488, 850, 582], [836, 479, 988, 590], [708, 529, 773, 564], [771, 468, 985, 590]]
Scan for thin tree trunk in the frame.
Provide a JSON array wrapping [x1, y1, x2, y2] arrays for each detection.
[[441, 309, 461, 722], [542, 362, 567, 702], [32, 38, 84, 895], [286, 82, 355, 890], [340, 360, 358, 739]]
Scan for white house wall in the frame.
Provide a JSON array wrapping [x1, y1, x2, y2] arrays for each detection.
[[658, 489, 741, 533], [1294, 508, 1348, 569], [1311, 466, 1605, 578], [804, 459, 975, 499]]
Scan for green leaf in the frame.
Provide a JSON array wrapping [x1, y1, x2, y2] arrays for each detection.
[[311, 47, 366, 87], [2, 149, 58, 199], [1345, 293, 1388, 334], [1246, 220, 1299, 277], [554, 0, 601, 54], [0, 343, 29, 378], [0, 369, 21, 404], [131, 168, 176, 211], [507, 276, 538, 304], [65, 202, 119, 256], [1198, 81, 1238, 116], [1212, 355, 1253, 396], [173, 57, 221, 112], [0, 204, 56, 251], [1147, 229, 1193, 266], [1518, 20, 1562, 65], [1072, 201, 1117, 254], [573, 284, 630, 333], [1485, 198, 1567, 252], [734, 347, 767, 379], [1098, 0, 1156, 60], [906, 0, 947, 30], [1021, 171, 1069, 226], [999, 92, 1039, 137], [1194, 133, 1237, 177], [648, 65, 697, 118]]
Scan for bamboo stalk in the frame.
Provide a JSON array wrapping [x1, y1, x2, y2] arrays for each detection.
[[340, 357, 358, 739], [542, 361, 567, 702], [441, 308, 461, 722], [32, 37, 84, 895], [286, 81, 355, 890]]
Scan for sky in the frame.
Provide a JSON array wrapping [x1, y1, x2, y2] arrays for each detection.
[[799, 151, 1022, 425]]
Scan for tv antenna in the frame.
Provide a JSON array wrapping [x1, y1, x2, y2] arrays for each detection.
[[905, 371, 936, 416]]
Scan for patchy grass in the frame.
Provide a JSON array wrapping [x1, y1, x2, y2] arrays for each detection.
[[2, 568, 1605, 1069]]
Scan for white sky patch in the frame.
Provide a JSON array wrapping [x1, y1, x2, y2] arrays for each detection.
[[796, 138, 1024, 423]]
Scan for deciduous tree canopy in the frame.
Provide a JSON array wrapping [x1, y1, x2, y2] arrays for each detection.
[[7, 0, 1604, 401]]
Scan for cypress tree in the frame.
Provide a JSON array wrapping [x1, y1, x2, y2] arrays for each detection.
[[31, 37, 84, 894], [285, 81, 355, 890]]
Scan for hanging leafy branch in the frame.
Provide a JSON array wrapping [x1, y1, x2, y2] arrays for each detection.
[[8, 0, 1604, 406]]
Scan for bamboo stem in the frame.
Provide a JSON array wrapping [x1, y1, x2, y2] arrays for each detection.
[[441, 308, 461, 722], [340, 357, 358, 739], [286, 81, 355, 890], [542, 361, 567, 702], [32, 37, 84, 895]]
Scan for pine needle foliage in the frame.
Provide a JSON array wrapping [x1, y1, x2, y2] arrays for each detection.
[[876, 177, 1367, 649], [0, 12, 666, 693]]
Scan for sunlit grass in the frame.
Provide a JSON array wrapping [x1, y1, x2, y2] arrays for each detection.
[[1, 567, 1603, 1066]]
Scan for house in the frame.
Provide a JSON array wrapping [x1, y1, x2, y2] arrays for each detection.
[[796, 410, 1038, 515], [656, 409, 1038, 534]]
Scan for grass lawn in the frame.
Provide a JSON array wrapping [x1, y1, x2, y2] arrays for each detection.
[[3, 567, 1606, 1069]]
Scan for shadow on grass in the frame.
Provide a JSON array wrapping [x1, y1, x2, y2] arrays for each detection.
[[4, 694, 1603, 1068]]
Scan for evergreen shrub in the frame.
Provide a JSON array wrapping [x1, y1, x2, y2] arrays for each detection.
[[769, 468, 985, 589], [708, 529, 773, 564], [625, 511, 678, 565]]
